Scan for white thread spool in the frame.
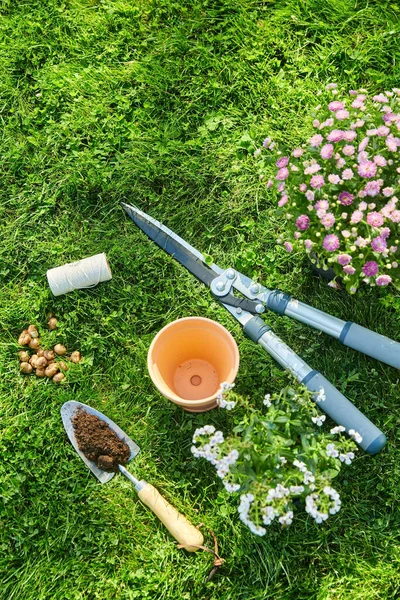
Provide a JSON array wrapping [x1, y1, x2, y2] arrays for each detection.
[[47, 253, 112, 296]]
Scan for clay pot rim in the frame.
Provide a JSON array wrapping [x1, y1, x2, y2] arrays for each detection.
[[147, 316, 240, 407]]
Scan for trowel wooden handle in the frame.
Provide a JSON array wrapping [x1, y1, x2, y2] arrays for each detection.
[[138, 482, 204, 552]]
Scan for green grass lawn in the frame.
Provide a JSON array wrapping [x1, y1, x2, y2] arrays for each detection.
[[1, 1, 400, 598]]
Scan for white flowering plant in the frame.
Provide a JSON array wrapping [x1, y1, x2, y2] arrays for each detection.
[[191, 384, 360, 536], [258, 84, 400, 293]]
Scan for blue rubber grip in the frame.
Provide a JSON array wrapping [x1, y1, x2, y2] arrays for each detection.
[[340, 322, 400, 369], [302, 371, 386, 454]]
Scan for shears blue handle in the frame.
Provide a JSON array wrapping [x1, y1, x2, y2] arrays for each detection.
[[244, 316, 386, 455], [265, 289, 400, 370]]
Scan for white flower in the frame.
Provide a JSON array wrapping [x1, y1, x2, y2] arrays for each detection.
[[312, 415, 326, 426], [303, 470, 315, 485], [339, 452, 355, 465], [279, 511, 294, 526], [263, 393, 272, 407], [348, 429, 363, 444], [293, 459, 307, 472], [223, 481, 240, 493], [280, 456, 287, 465], [315, 388, 326, 403], [330, 425, 346, 434], [192, 425, 215, 443], [289, 485, 305, 494], [262, 505, 278, 525], [326, 443, 339, 458], [209, 431, 224, 446], [220, 382, 235, 392]]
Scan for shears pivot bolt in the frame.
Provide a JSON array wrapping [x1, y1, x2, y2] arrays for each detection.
[[226, 269, 236, 280], [216, 281, 226, 292], [250, 283, 260, 294], [255, 304, 265, 314]]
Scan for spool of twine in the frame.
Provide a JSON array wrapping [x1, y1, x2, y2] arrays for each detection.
[[47, 253, 112, 296]]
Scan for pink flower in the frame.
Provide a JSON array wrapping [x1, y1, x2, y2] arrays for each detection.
[[380, 227, 390, 239], [310, 175, 325, 189], [328, 101, 345, 112], [326, 83, 337, 90], [320, 144, 334, 159], [276, 156, 289, 168], [337, 254, 352, 266], [376, 274, 392, 286], [364, 181, 381, 197], [266, 179, 273, 189], [358, 137, 369, 152], [386, 136, 399, 151], [299, 183, 307, 192], [320, 213, 335, 229], [313, 119, 320, 128], [338, 191, 354, 206], [336, 158, 346, 169], [377, 126, 390, 136], [294, 231, 301, 239], [373, 94, 389, 103], [341, 230, 351, 239], [327, 130, 344, 142], [328, 174, 340, 184], [355, 236, 368, 248], [315, 200, 329, 211], [374, 155, 387, 166], [304, 163, 321, 175], [358, 201, 368, 211], [284, 242, 293, 252], [320, 118, 334, 129], [371, 236, 387, 252], [343, 265, 356, 275], [304, 239, 313, 250], [278, 195, 289, 207], [362, 261, 379, 277], [342, 169, 353, 180], [343, 145, 355, 156], [310, 134, 323, 147], [357, 94, 366, 101], [305, 190, 315, 201], [276, 167, 289, 180], [351, 99, 364, 109], [352, 119, 365, 128], [357, 161, 377, 178], [382, 187, 394, 197], [323, 234, 340, 252], [343, 130, 357, 141], [350, 210, 364, 224], [263, 137, 271, 148], [366, 129, 378, 136], [336, 110, 350, 120], [292, 148, 304, 157], [358, 151, 369, 163], [390, 210, 400, 223], [367, 212, 384, 227], [296, 215, 310, 231]]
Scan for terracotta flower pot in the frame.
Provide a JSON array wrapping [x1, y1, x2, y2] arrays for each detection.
[[147, 317, 240, 413]]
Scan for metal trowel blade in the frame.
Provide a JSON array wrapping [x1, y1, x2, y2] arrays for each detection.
[[61, 401, 140, 484]]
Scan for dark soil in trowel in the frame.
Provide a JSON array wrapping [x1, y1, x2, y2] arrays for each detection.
[[72, 409, 131, 472]]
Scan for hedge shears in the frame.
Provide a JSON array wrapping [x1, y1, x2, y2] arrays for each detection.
[[121, 203, 396, 454]]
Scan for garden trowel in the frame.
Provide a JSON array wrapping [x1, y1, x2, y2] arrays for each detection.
[[61, 401, 204, 551]]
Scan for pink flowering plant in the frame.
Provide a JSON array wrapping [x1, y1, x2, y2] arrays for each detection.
[[191, 384, 359, 535], [260, 84, 400, 293]]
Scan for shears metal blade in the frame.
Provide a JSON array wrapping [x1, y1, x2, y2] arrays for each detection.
[[122, 202, 387, 455]]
